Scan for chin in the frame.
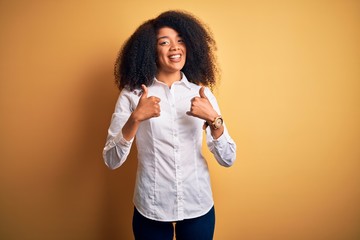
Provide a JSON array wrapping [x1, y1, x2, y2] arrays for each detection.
[[167, 66, 185, 73]]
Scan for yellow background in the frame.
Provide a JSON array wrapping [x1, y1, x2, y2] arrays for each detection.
[[1, 0, 359, 239]]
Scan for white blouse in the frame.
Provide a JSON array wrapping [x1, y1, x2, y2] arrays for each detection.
[[103, 74, 236, 221]]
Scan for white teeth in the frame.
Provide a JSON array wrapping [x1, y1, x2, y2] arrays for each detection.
[[169, 54, 180, 59]]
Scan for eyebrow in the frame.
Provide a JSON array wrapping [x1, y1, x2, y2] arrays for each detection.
[[157, 36, 169, 40], [157, 34, 183, 41]]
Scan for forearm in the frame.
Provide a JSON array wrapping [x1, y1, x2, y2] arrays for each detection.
[[122, 112, 141, 141], [207, 126, 236, 167], [209, 125, 224, 139]]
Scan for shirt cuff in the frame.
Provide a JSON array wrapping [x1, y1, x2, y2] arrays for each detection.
[[113, 131, 133, 147], [211, 128, 231, 146]]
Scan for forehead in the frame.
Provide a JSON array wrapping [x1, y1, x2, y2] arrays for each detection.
[[156, 27, 181, 39]]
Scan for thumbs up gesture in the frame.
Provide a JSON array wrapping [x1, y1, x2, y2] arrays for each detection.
[[187, 87, 218, 122], [132, 85, 161, 122]]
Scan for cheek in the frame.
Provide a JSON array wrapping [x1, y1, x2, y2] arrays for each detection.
[[182, 48, 187, 59], [157, 49, 167, 60], [182, 44, 186, 52], [156, 51, 164, 65]]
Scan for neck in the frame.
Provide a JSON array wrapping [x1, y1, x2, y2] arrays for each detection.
[[156, 71, 182, 87]]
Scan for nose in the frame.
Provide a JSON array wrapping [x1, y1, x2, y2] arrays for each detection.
[[170, 43, 180, 51]]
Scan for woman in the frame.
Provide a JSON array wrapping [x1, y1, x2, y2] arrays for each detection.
[[103, 10, 236, 240]]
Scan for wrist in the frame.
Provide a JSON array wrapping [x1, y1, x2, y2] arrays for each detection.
[[130, 111, 142, 123], [205, 112, 220, 123], [205, 115, 223, 130]]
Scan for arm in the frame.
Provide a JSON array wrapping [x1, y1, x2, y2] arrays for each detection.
[[103, 89, 135, 169], [205, 122, 236, 167], [188, 87, 236, 167], [103, 85, 160, 169]]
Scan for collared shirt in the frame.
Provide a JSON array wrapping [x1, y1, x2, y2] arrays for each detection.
[[103, 73, 236, 222]]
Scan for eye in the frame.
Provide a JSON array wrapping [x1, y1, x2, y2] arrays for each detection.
[[159, 40, 170, 46], [178, 39, 185, 44]]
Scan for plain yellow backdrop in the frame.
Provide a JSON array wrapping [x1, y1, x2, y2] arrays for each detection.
[[1, 0, 359, 239]]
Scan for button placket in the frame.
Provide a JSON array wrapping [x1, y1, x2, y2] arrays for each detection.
[[170, 86, 184, 219]]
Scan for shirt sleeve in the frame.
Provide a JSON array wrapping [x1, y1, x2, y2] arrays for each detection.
[[103, 89, 137, 169], [204, 88, 237, 167]]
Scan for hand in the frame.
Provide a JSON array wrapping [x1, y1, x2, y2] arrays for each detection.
[[187, 87, 218, 122], [132, 85, 161, 122]]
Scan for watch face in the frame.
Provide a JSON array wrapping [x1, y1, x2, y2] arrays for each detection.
[[214, 117, 223, 128]]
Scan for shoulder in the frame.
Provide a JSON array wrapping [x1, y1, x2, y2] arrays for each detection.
[[114, 88, 142, 111], [119, 87, 142, 99]]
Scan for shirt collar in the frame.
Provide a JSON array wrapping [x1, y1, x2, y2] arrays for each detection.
[[178, 72, 192, 90], [153, 72, 192, 90]]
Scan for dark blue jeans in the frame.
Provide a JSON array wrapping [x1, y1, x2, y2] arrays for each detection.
[[132, 206, 215, 240]]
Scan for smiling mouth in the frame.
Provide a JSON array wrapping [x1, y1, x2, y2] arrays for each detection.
[[169, 54, 181, 59]]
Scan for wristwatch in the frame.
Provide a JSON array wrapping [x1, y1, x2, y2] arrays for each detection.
[[212, 115, 223, 129]]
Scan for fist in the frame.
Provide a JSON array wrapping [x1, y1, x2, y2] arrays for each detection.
[[187, 87, 218, 122], [133, 85, 161, 121]]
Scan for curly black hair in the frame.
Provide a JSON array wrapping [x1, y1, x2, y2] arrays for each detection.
[[115, 10, 219, 91]]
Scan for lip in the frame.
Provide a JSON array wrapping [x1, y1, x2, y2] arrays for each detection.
[[168, 53, 182, 62], [169, 54, 180, 59]]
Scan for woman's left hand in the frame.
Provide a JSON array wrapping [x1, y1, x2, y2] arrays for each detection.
[[187, 87, 219, 122]]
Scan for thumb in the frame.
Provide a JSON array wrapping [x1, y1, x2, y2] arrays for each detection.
[[140, 84, 148, 99], [199, 87, 207, 99]]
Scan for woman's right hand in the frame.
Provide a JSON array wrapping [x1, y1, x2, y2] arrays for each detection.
[[122, 85, 160, 141], [132, 85, 161, 122]]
